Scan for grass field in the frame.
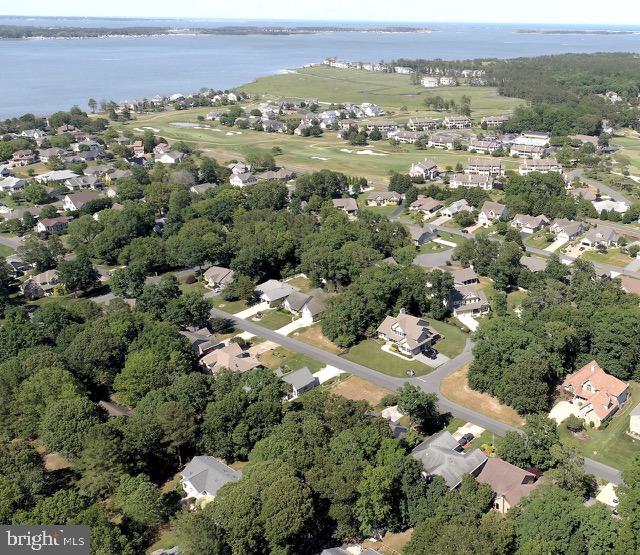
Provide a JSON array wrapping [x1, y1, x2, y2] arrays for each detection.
[[330, 375, 393, 407], [612, 131, 640, 176], [440, 364, 525, 427], [120, 111, 523, 183], [258, 346, 324, 373], [241, 66, 526, 118], [580, 248, 634, 268], [209, 295, 249, 314], [292, 324, 342, 354], [343, 339, 432, 377], [429, 319, 467, 358], [0, 244, 15, 258], [250, 309, 293, 330], [558, 382, 640, 470]]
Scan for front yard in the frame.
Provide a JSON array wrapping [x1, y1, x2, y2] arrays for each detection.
[[523, 231, 555, 250], [258, 346, 324, 373], [558, 381, 640, 470], [429, 319, 467, 358], [209, 294, 250, 315], [250, 309, 294, 330], [580, 247, 635, 268], [343, 339, 432, 377]]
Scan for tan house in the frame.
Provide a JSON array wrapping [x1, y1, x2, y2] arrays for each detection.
[[550, 219, 586, 240], [476, 458, 539, 514], [478, 201, 508, 226], [510, 214, 550, 234], [366, 191, 402, 206], [450, 173, 494, 190], [409, 196, 443, 215], [450, 285, 490, 316], [562, 360, 630, 427], [518, 158, 562, 175], [200, 343, 261, 374], [332, 198, 359, 218], [20, 270, 61, 300], [203, 266, 235, 290], [580, 226, 618, 248], [408, 224, 437, 246], [377, 312, 439, 357], [465, 158, 505, 177]]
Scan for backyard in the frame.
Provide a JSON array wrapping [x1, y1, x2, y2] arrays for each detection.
[[523, 231, 555, 250], [558, 382, 640, 470], [343, 338, 432, 377], [429, 319, 468, 358]]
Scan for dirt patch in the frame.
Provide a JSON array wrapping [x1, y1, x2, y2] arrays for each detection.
[[331, 375, 393, 407], [43, 452, 71, 471], [572, 431, 592, 441], [440, 364, 525, 428], [230, 460, 248, 471], [295, 325, 342, 354], [258, 347, 294, 368], [161, 472, 182, 494], [363, 529, 413, 554]]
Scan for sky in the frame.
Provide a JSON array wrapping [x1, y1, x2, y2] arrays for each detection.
[[5, 0, 640, 26]]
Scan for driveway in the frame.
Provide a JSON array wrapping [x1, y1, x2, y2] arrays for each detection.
[[414, 352, 450, 368], [544, 237, 569, 252], [430, 215, 451, 226], [549, 400, 580, 424], [313, 365, 345, 384], [276, 315, 313, 336], [457, 313, 479, 332], [234, 301, 270, 318], [413, 249, 453, 269], [625, 257, 640, 272], [433, 238, 457, 248]]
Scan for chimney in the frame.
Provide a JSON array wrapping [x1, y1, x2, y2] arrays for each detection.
[[591, 361, 596, 373]]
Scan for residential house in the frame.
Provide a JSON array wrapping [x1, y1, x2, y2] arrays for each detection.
[[229, 173, 258, 187], [203, 266, 235, 290], [421, 76, 440, 88], [282, 291, 326, 321], [35, 170, 78, 184], [550, 219, 586, 240], [450, 285, 490, 316], [409, 196, 443, 215], [411, 431, 487, 489], [520, 255, 547, 273], [476, 458, 539, 514], [428, 133, 456, 150], [468, 139, 502, 155], [510, 144, 546, 159], [451, 267, 479, 287], [257, 168, 296, 181], [449, 173, 494, 190], [562, 360, 629, 427], [20, 270, 61, 300], [442, 199, 473, 217], [630, 403, 640, 436], [581, 226, 618, 248], [104, 169, 133, 184], [332, 198, 359, 218], [63, 191, 101, 211], [255, 279, 300, 306], [366, 191, 402, 206], [36, 216, 70, 234], [408, 224, 437, 246], [155, 151, 185, 164], [409, 159, 439, 181], [439, 76, 457, 86], [153, 143, 171, 156], [376, 311, 439, 357], [228, 162, 251, 175], [443, 116, 472, 129], [9, 150, 37, 167], [513, 131, 550, 147], [38, 147, 67, 163], [510, 214, 550, 234], [478, 201, 509, 226], [465, 158, 505, 177], [64, 175, 102, 191], [408, 117, 438, 131], [518, 158, 562, 175], [365, 120, 398, 134], [568, 187, 598, 202], [391, 131, 428, 144], [592, 199, 629, 215], [481, 115, 510, 128], [180, 455, 240, 502], [0, 164, 12, 177], [282, 367, 320, 400], [0, 176, 25, 193], [200, 342, 261, 373], [190, 183, 217, 195], [179, 329, 220, 356], [130, 140, 144, 157]]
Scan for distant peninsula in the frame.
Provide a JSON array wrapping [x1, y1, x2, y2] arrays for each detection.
[[0, 24, 432, 40], [516, 28, 638, 35]]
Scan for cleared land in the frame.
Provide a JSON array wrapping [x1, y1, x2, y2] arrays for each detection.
[[330, 374, 393, 407], [558, 382, 640, 470], [258, 346, 324, 373], [250, 309, 293, 330], [241, 66, 526, 117], [292, 324, 342, 354], [612, 131, 640, 176], [440, 364, 525, 428]]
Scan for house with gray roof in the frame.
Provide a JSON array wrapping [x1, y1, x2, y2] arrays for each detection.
[[190, 183, 217, 195], [510, 213, 549, 234], [408, 224, 437, 246], [332, 197, 359, 218], [282, 290, 326, 321], [255, 279, 300, 305], [581, 226, 618, 248], [451, 267, 479, 286], [203, 266, 235, 290], [450, 285, 490, 317], [180, 455, 241, 501], [377, 311, 439, 357], [366, 191, 402, 207], [282, 366, 319, 399], [550, 218, 586, 240], [442, 199, 473, 218], [478, 201, 508, 226], [409, 158, 439, 181], [411, 431, 487, 489]]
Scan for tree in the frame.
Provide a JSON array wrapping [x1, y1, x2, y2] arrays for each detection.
[[18, 235, 64, 272], [499, 431, 531, 468], [548, 443, 596, 498], [112, 473, 170, 528], [397, 384, 441, 434], [88, 98, 97, 113], [23, 183, 49, 204], [67, 215, 103, 248], [165, 293, 211, 329], [523, 414, 560, 470], [156, 401, 197, 465], [222, 273, 256, 302], [58, 252, 99, 294], [109, 266, 146, 298], [245, 148, 276, 172], [76, 423, 127, 497], [173, 505, 231, 555], [40, 396, 103, 458]]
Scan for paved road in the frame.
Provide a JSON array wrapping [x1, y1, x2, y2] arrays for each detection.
[[0, 235, 24, 251], [210, 307, 622, 483], [567, 169, 630, 204]]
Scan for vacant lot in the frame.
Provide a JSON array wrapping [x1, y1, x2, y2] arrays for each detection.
[[331, 374, 393, 407], [242, 66, 525, 117], [440, 364, 525, 427], [612, 131, 640, 175], [258, 346, 324, 373], [343, 339, 432, 377], [558, 381, 640, 470], [293, 324, 342, 354]]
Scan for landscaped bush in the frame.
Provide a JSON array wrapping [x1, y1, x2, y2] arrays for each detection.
[[564, 414, 584, 432], [380, 393, 399, 406], [184, 274, 197, 284]]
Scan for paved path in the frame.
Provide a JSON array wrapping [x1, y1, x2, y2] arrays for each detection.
[[0, 235, 24, 251], [209, 307, 622, 484], [413, 249, 453, 268]]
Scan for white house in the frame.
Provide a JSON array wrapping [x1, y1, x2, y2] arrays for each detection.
[[510, 214, 550, 234], [229, 173, 258, 187], [155, 151, 185, 164], [421, 77, 440, 88], [478, 201, 509, 226], [442, 199, 473, 217], [376, 312, 439, 357], [518, 158, 562, 176], [409, 159, 439, 181], [465, 158, 505, 177], [282, 291, 325, 321], [443, 116, 472, 129], [0, 176, 25, 193], [581, 226, 618, 248], [449, 173, 493, 190], [550, 219, 586, 240], [180, 455, 240, 504]]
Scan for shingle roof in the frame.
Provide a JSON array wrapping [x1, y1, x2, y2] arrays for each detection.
[[282, 366, 318, 390], [181, 455, 240, 497]]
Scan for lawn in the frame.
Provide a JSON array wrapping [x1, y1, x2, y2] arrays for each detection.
[[507, 290, 529, 312], [558, 381, 640, 470], [258, 346, 324, 373], [343, 339, 432, 377], [580, 248, 634, 268], [429, 319, 467, 358], [418, 241, 451, 254], [524, 231, 555, 250], [0, 244, 15, 257], [292, 324, 342, 354], [209, 295, 249, 314], [612, 131, 640, 176], [284, 275, 313, 292], [250, 309, 293, 330], [242, 66, 526, 117], [440, 363, 526, 428], [330, 375, 394, 408]]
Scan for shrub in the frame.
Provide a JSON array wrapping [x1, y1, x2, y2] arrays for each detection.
[[564, 415, 584, 432], [184, 274, 197, 284], [380, 393, 399, 406]]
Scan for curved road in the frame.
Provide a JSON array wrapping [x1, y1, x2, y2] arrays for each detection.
[[210, 306, 622, 483]]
